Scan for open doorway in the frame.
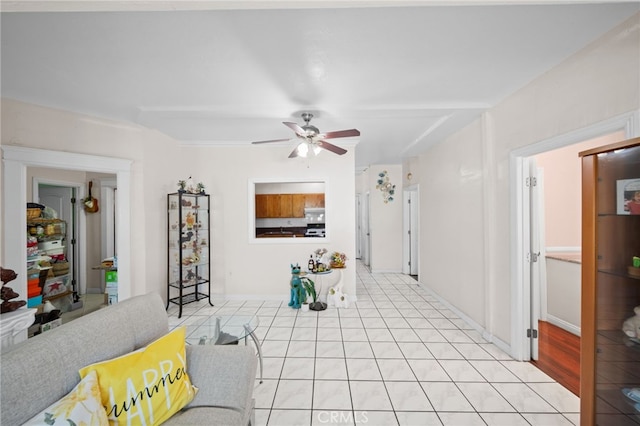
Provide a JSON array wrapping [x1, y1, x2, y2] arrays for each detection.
[[525, 135, 619, 396], [403, 185, 419, 280], [510, 111, 638, 393], [2, 146, 133, 306]]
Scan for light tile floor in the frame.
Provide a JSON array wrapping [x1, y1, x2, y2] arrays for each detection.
[[168, 261, 580, 426]]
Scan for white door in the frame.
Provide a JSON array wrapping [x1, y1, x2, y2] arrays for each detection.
[[355, 194, 362, 260], [38, 184, 79, 297], [403, 187, 419, 276], [523, 158, 543, 360], [362, 192, 371, 267]]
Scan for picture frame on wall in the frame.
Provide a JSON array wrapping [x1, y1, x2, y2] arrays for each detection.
[[616, 178, 640, 215]]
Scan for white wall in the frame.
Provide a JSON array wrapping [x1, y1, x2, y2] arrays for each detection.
[[366, 165, 404, 273], [183, 144, 356, 299], [534, 132, 623, 250], [416, 13, 640, 348], [1, 99, 356, 302], [419, 120, 487, 325], [545, 258, 581, 332]]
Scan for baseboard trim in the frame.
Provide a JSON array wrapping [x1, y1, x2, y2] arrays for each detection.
[[547, 314, 581, 337], [417, 282, 513, 359]]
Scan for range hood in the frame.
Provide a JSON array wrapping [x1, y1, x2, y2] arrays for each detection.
[[304, 207, 325, 224]]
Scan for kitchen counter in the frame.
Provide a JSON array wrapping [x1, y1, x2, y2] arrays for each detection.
[[256, 227, 307, 238], [546, 252, 581, 264], [257, 232, 306, 238]]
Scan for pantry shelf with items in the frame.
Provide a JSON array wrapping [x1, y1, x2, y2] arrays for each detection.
[[26, 204, 77, 336], [167, 187, 213, 318]]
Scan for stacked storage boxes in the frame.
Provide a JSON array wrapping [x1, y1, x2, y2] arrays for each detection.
[[26, 270, 47, 308], [37, 239, 64, 256], [105, 270, 118, 305]]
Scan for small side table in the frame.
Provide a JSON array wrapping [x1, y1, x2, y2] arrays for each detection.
[[186, 313, 263, 383], [306, 269, 334, 308]]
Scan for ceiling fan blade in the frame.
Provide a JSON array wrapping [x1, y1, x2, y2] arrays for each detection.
[[251, 138, 291, 144], [320, 128, 360, 139], [283, 121, 306, 136], [317, 140, 347, 155], [288, 146, 300, 158]]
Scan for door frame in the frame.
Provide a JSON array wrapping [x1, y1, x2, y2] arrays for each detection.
[[99, 178, 117, 292], [361, 191, 371, 267], [509, 110, 640, 361], [2, 146, 133, 302], [355, 193, 362, 259], [33, 179, 86, 295], [403, 184, 419, 276]]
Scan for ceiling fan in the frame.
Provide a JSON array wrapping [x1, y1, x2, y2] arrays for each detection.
[[251, 112, 360, 158]]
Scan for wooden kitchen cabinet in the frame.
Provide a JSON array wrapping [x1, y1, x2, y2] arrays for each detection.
[[580, 137, 640, 425], [255, 194, 283, 218], [256, 193, 323, 218], [265, 194, 280, 217], [279, 194, 293, 217], [305, 193, 325, 208], [255, 194, 269, 218], [292, 194, 306, 217]]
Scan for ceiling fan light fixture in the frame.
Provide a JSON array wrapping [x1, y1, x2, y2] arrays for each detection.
[[296, 142, 309, 157]]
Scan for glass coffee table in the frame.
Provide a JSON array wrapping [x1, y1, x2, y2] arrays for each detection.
[[186, 313, 263, 383]]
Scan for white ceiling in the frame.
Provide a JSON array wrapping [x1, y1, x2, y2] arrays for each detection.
[[1, 1, 638, 169]]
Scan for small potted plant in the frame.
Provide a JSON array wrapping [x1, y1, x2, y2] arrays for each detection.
[[302, 277, 327, 311]]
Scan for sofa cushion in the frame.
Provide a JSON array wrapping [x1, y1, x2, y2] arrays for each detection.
[[22, 370, 108, 426], [79, 326, 197, 426]]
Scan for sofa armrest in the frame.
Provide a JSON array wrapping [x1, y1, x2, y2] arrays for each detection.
[[184, 344, 257, 414]]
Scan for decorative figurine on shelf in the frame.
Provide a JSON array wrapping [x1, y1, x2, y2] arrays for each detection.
[[288, 264, 307, 309], [178, 176, 206, 194], [623, 306, 640, 342], [312, 248, 330, 272], [185, 176, 195, 193], [185, 212, 196, 230], [327, 282, 349, 309], [1, 267, 26, 313], [180, 231, 194, 243]]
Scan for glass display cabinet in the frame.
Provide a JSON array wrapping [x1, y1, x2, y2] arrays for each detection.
[[167, 192, 212, 318], [580, 137, 640, 425]]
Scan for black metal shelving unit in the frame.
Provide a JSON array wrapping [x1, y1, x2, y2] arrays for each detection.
[[167, 191, 213, 318]]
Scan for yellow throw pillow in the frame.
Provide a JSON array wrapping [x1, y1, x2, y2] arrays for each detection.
[[23, 370, 109, 426], [79, 327, 197, 426]]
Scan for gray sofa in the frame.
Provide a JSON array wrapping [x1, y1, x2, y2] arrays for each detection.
[[0, 292, 257, 425]]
